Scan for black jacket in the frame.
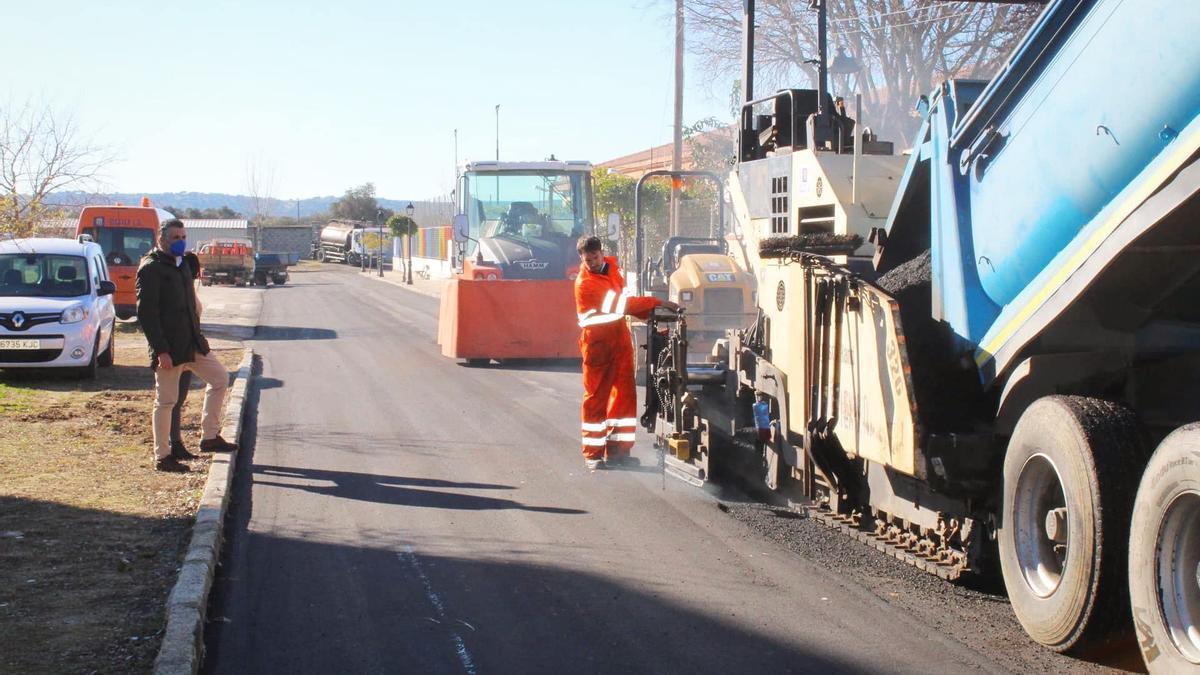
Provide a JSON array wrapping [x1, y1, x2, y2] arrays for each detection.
[[136, 250, 209, 367]]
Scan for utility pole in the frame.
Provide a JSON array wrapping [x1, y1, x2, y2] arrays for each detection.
[[815, 0, 828, 115], [495, 105, 500, 161], [743, 0, 754, 105], [671, 0, 684, 237]]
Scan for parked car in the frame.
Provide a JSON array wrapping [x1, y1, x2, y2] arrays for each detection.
[[0, 236, 117, 378]]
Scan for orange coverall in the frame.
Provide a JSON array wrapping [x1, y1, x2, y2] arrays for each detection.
[[574, 256, 661, 460]]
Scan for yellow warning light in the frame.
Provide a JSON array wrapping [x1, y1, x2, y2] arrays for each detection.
[[141, 196, 151, 207]]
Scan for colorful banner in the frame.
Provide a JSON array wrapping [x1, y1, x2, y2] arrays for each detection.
[[406, 225, 452, 260]]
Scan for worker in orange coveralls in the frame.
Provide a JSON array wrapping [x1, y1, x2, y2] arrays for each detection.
[[574, 236, 678, 471]]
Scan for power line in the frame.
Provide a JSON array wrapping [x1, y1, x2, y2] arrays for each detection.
[[827, 3, 944, 24], [831, 8, 979, 37]]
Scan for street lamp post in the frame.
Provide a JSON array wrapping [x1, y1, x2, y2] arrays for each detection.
[[376, 208, 384, 277], [405, 202, 415, 285]]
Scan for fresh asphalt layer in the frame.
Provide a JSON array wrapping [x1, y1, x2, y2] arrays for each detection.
[[200, 264, 1007, 674]]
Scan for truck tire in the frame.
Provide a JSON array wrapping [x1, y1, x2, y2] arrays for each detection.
[[1128, 424, 1200, 673], [998, 396, 1146, 652]]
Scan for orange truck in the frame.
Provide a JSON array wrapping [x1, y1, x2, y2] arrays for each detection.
[[196, 239, 255, 286], [438, 160, 602, 364], [74, 199, 173, 319]]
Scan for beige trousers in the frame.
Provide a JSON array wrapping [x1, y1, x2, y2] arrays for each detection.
[[152, 350, 229, 460]]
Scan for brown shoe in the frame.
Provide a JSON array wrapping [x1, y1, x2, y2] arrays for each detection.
[[155, 457, 190, 473], [199, 436, 238, 453], [171, 440, 198, 460]]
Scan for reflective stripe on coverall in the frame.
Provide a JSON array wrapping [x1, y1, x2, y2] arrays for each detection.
[[575, 256, 660, 460]]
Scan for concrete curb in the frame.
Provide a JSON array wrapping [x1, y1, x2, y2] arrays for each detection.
[[362, 266, 446, 300], [152, 348, 255, 675]]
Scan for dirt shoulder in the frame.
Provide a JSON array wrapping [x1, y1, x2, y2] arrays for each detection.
[[0, 323, 243, 674]]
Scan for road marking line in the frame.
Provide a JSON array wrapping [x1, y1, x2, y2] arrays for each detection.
[[399, 546, 477, 674]]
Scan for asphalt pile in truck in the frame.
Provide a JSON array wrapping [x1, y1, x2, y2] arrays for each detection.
[[876, 250, 986, 433]]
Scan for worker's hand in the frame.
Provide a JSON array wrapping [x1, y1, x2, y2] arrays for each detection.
[[157, 353, 174, 370]]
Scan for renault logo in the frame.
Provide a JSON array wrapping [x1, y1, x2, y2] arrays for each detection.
[[11, 311, 25, 329]]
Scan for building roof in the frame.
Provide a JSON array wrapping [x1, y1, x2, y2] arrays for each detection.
[[32, 218, 76, 234], [180, 219, 249, 229], [598, 126, 735, 178]]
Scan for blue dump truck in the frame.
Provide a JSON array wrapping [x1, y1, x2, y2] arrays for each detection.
[[641, 1, 1200, 669], [252, 251, 300, 286]]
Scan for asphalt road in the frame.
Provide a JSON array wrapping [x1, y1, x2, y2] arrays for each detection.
[[201, 265, 1135, 674]]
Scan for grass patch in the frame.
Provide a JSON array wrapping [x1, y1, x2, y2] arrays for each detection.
[[0, 382, 34, 413], [0, 325, 243, 674]]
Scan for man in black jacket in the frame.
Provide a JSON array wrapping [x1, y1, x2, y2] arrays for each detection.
[[136, 219, 237, 472]]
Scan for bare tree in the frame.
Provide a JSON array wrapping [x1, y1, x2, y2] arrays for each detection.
[[0, 100, 110, 236], [683, 0, 1041, 145], [245, 157, 276, 249]]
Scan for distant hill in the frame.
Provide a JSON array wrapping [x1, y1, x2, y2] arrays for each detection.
[[47, 191, 425, 219]]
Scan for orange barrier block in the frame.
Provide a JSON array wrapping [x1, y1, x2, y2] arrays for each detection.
[[437, 278, 581, 360]]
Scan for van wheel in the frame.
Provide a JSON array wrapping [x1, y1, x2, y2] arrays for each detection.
[[97, 328, 114, 367], [998, 396, 1146, 652], [1129, 423, 1200, 673]]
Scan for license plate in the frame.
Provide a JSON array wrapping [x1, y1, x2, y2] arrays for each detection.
[[0, 339, 40, 350]]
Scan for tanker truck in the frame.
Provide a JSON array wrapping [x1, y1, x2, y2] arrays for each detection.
[[639, 0, 1200, 670], [316, 219, 391, 267]]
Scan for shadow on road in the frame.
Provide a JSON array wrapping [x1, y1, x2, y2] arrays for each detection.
[[256, 464, 515, 491], [252, 325, 338, 341], [255, 376, 284, 391], [460, 358, 582, 374], [252, 422, 496, 457], [252, 463, 584, 515], [203, 538, 870, 675]]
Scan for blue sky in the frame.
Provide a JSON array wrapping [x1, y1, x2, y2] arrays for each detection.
[[1, 0, 732, 201]]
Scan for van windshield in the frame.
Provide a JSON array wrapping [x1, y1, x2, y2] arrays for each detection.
[[0, 254, 91, 297], [82, 226, 155, 266]]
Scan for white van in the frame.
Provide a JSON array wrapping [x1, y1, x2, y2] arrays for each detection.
[[0, 237, 117, 378]]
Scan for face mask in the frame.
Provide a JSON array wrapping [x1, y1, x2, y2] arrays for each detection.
[[169, 239, 187, 256]]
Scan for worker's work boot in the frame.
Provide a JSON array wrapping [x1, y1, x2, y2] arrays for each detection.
[[585, 458, 607, 471]]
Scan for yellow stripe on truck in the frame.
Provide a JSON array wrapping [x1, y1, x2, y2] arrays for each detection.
[[976, 126, 1200, 369]]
